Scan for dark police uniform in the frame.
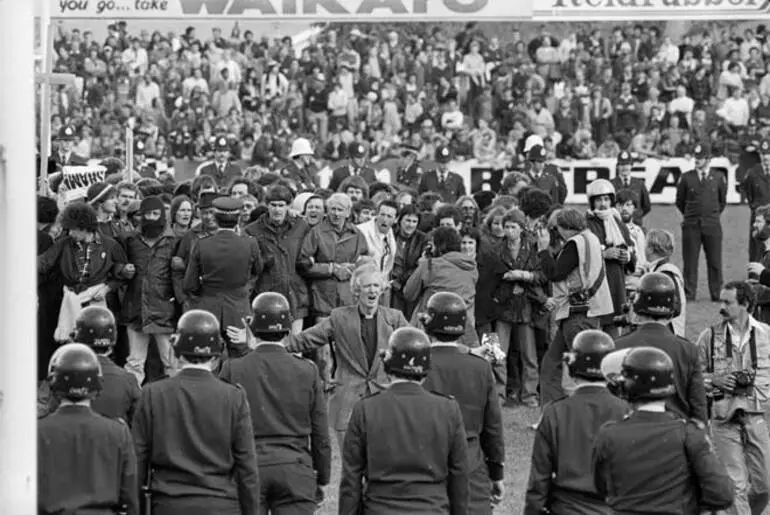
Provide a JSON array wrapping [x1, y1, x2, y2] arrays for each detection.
[[422, 345, 504, 515], [39, 405, 139, 515], [396, 160, 423, 190], [198, 160, 243, 189], [38, 355, 141, 424], [339, 381, 470, 515], [183, 226, 262, 345], [743, 145, 770, 261], [592, 411, 734, 514], [282, 159, 320, 192], [615, 323, 709, 422], [418, 168, 467, 203], [219, 344, 332, 513], [675, 144, 726, 301], [329, 163, 378, 192], [172, 223, 215, 307], [611, 176, 651, 224], [132, 368, 260, 515], [525, 385, 628, 515]]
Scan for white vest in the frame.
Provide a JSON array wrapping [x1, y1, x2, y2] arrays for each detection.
[[552, 230, 614, 321], [651, 260, 687, 338]]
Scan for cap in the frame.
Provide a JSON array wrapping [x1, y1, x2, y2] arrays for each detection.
[[139, 196, 164, 214], [617, 150, 633, 165], [134, 139, 146, 155], [693, 143, 711, 160], [86, 182, 115, 206], [57, 126, 77, 140], [198, 191, 218, 209], [761, 140, 770, 154], [528, 144, 547, 162], [212, 196, 243, 215], [214, 136, 230, 152]]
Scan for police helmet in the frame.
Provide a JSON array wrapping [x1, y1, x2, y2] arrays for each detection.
[[49, 343, 102, 401], [565, 329, 615, 380], [633, 272, 680, 319], [250, 292, 292, 337], [173, 310, 223, 358], [619, 346, 675, 402], [72, 306, 116, 350], [422, 292, 467, 338], [586, 179, 616, 205], [382, 327, 431, 380]]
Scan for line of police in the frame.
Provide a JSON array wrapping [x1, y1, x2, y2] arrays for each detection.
[[40, 271, 749, 515]]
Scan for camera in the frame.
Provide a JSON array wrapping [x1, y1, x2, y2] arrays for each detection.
[[732, 369, 756, 396]]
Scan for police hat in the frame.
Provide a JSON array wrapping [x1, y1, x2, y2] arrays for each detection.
[[214, 136, 230, 152], [349, 142, 367, 159], [528, 144, 547, 162], [761, 139, 770, 154], [197, 191, 218, 209], [617, 150, 633, 166], [57, 125, 77, 141], [134, 139, 146, 155], [212, 196, 243, 216], [435, 145, 452, 163], [693, 143, 711, 160]]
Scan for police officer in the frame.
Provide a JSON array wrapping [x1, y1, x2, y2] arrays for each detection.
[[329, 141, 377, 192], [39, 343, 139, 515], [133, 139, 156, 179], [197, 135, 243, 188], [417, 145, 467, 203], [396, 144, 423, 190], [184, 197, 262, 356], [743, 139, 770, 261], [219, 292, 332, 513], [675, 142, 726, 301], [592, 346, 735, 513], [615, 272, 708, 422], [611, 150, 651, 226], [339, 327, 470, 515], [526, 144, 567, 205], [525, 330, 628, 515], [38, 307, 141, 422], [420, 292, 505, 514], [132, 310, 260, 515], [283, 138, 320, 191]]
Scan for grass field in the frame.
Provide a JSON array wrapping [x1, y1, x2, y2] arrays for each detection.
[[315, 204, 751, 514]]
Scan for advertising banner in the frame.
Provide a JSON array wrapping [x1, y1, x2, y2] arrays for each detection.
[[533, 0, 770, 20], [53, 0, 532, 20]]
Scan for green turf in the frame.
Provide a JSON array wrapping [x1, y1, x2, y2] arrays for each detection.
[[315, 204, 751, 514]]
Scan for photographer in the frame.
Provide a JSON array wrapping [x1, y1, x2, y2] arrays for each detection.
[[695, 281, 770, 515]]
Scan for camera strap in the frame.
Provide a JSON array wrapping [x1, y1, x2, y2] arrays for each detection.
[[711, 323, 758, 372]]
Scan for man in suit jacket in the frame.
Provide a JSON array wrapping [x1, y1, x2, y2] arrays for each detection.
[[356, 200, 398, 305], [611, 150, 651, 226], [197, 135, 243, 188], [283, 265, 409, 448], [526, 144, 566, 205], [417, 145, 466, 203], [329, 141, 377, 192], [51, 125, 88, 168]]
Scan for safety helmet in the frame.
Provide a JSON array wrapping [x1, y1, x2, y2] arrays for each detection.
[[72, 306, 116, 349], [173, 310, 223, 358], [422, 292, 467, 338], [289, 138, 314, 158], [49, 343, 102, 401], [586, 179, 616, 205], [619, 346, 675, 402], [250, 292, 292, 336], [633, 272, 680, 318], [382, 327, 431, 380], [565, 330, 616, 380]]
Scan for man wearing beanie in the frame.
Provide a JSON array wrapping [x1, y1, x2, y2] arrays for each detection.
[[121, 196, 178, 385]]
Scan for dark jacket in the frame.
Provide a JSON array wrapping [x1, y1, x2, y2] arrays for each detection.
[[197, 160, 243, 188], [391, 229, 428, 319], [611, 176, 651, 220], [329, 163, 378, 192], [38, 233, 127, 293], [675, 169, 727, 226], [417, 170, 467, 203]]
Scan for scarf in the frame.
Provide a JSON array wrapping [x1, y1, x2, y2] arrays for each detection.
[[591, 208, 626, 247]]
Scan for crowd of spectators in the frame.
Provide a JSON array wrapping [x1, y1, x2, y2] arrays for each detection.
[[46, 20, 770, 170]]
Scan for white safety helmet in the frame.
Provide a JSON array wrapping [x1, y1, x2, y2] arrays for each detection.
[[289, 138, 314, 158], [586, 179, 616, 204], [524, 134, 544, 154], [292, 192, 313, 213]]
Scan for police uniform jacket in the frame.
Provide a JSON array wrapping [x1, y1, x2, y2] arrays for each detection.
[[592, 410, 734, 514], [172, 224, 215, 306], [525, 385, 628, 515], [198, 160, 243, 188], [744, 163, 770, 213], [298, 219, 369, 316], [282, 159, 320, 192], [183, 229, 263, 332], [396, 161, 423, 190], [422, 345, 504, 515], [39, 405, 138, 515], [675, 169, 727, 226], [530, 164, 568, 205], [284, 305, 409, 431], [132, 368, 260, 513], [615, 323, 708, 422], [244, 214, 311, 320], [417, 169, 467, 203], [611, 176, 652, 219], [219, 344, 332, 485], [329, 163, 377, 192], [338, 382, 470, 515], [52, 151, 88, 168]]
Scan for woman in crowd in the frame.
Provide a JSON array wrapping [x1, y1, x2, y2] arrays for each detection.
[[169, 195, 193, 238], [404, 226, 479, 346]]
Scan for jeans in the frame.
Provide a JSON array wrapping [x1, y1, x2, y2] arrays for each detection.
[[497, 322, 539, 402], [125, 328, 174, 386], [306, 110, 328, 143], [712, 413, 770, 515], [539, 314, 600, 407]]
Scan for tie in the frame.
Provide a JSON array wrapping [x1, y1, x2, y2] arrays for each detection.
[[439, 172, 446, 185], [624, 179, 630, 188], [700, 171, 707, 182], [381, 236, 391, 271]]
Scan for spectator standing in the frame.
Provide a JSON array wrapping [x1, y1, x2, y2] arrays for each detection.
[[357, 200, 398, 305]]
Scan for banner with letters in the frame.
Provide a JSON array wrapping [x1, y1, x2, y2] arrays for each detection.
[[52, 0, 532, 20], [56, 165, 107, 204], [457, 157, 741, 205], [532, 0, 770, 20]]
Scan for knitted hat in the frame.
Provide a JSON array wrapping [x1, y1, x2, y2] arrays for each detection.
[[139, 195, 165, 214], [86, 182, 115, 206]]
